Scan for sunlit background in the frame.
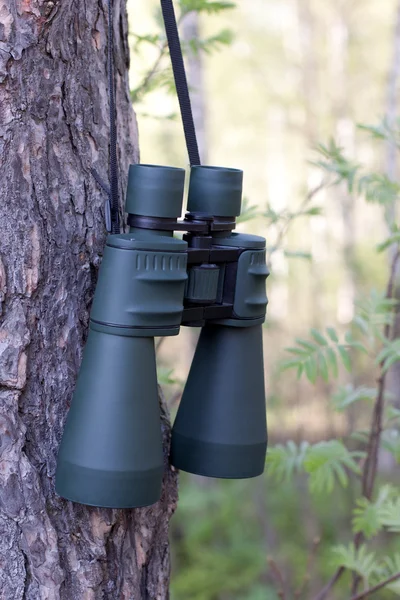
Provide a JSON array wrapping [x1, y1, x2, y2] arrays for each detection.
[[127, 1, 399, 598]]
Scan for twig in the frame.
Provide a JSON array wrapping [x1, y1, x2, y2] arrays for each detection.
[[313, 567, 345, 600], [362, 251, 400, 501], [268, 558, 286, 600], [267, 180, 326, 262], [349, 571, 400, 600], [131, 10, 190, 102], [295, 538, 320, 599], [132, 40, 169, 101]]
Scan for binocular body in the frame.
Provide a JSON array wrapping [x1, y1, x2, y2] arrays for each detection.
[[56, 165, 269, 508]]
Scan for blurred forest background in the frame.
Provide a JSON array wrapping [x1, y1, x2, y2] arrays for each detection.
[[127, 1, 400, 598]]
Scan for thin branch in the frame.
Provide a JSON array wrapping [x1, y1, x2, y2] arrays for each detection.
[[313, 567, 345, 600], [362, 248, 400, 499], [295, 537, 320, 599], [132, 40, 169, 101], [349, 571, 400, 600], [131, 10, 191, 102], [268, 558, 286, 600], [267, 180, 326, 262]]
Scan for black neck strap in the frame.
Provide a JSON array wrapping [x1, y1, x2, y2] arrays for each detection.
[[95, 0, 200, 233], [160, 0, 201, 167], [108, 0, 120, 234]]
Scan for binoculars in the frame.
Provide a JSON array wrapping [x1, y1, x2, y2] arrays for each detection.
[[55, 164, 269, 508]]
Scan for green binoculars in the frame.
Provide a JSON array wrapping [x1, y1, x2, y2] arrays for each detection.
[[55, 164, 269, 508]]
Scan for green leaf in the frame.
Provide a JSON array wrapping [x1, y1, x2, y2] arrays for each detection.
[[354, 291, 396, 345], [304, 356, 318, 383], [266, 441, 309, 482], [296, 338, 318, 351], [350, 429, 370, 444], [311, 328, 328, 346], [286, 346, 309, 356], [280, 358, 303, 373], [284, 250, 312, 261], [379, 497, 400, 532], [179, 0, 236, 15], [304, 441, 361, 494], [344, 331, 369, 354], [373, 554, 400, 595], [358, 173, 400, 207], [318, 352, 329, 382], [281, 327, 359, 383], [327, 327, 339, 343], [376, 339, 400, 373], [357, 121, 389, 141], [326, 347, 339, 378], [185, 29, 234, 56], [352, 499, 382, 538], [331, 385, 376, 412], [157, 367, 180, 386], [301, 206, 323, 216], [358, 117, 400, 147], [312, 139, 360, 193], [337, 345, 351, 371], [352, 486, 393, 539], [377, 230, 400, 252], [331, 543, 376, 583]]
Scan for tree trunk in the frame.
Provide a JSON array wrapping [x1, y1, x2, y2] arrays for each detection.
[[0, 1, 177, 598]]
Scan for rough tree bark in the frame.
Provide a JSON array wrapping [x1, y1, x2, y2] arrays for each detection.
[[0, 1, 177, 598]]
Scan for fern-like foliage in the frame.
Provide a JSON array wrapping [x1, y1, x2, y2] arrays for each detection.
[[314, 132, 400, 214], [303, 441, 363, 494], [333, 544, 400, 594], [376, 338, 400, 373], [185, 29, 234, 55], [358, 117, 400, 148], [331, 543, 376, 584], [352, 485, 394, 539], [358, 174, 400, 206], [379, 497, 400, 533], [313, 140, 360, 193], [281, 327, 365, 383], [266, 441, 309, 483], [372, 554, 400, 595], [377, 225, 400, 252], [353, 290, 397, 345], [179, 0, 236, 15], [331, 384, 376, 412]]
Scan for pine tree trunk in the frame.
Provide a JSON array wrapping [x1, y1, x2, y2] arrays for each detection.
[[0, 1, 177, 598]]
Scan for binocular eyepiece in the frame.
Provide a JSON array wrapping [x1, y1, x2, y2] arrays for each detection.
[[55, 164, 269, 508]]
